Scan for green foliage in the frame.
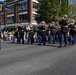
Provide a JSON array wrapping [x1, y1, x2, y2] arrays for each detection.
[[67, 4, 76, 19], [59, 0, 68, 17], [40, 0, 76, 23], [40, 0, 60, 23]]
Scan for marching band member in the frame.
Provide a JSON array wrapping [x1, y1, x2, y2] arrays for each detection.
[[59, 14, 69, 47], [68, 20, 75, 45], [27, 25, 34, 44], [37, 21, 46, 45], [48, 22, 57, 44]]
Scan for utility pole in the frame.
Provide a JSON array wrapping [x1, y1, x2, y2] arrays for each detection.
[[60, 0, 61, 5], [0, 3, 3, 50], [0, 23, 1, 50]]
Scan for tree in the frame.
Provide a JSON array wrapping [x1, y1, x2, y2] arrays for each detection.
[[59, 0, 68, 17], [40, 0, 60, 23], [67, 4, 76, 19], [39, 0, 76, 23]]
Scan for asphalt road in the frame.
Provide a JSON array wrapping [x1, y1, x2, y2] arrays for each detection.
[[0, 41, 76, 75]]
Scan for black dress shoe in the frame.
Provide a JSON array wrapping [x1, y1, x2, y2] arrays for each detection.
[[38, 44, 41, 45], [58, 46, 63, 48]]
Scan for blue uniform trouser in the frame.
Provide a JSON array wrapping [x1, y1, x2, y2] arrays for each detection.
[[74, 35, 76, 43], [48, 33, 56, 43], [12, 35, 16, 43], [42, 35, 46, 45], [36, 35, 42, 44], [48, 34, 53, 43], [69, 34, 74, 45], [52, 33, 56, 43], [27, 35, 34, 44], [60, 33, 68, 46], [27, 35, 31, 44], [55, 34, 59, 43], [19, 35, 24, 44]]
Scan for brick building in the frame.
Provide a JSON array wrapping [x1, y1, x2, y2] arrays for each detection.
[[0, 0, 40, 30]]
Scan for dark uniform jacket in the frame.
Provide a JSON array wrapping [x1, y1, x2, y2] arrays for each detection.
[[28, 30, 34, 37], [59, 19, 68, 33], [18, 27, 24, 36], [37, 26, 46, 36], [49, 26, 57, 34], [68, 25, 75, 35]]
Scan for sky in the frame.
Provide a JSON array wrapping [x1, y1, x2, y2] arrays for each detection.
[[0, 0, 5, 1]]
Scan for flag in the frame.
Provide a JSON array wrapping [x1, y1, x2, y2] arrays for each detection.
[[0, 4, 2, 11]]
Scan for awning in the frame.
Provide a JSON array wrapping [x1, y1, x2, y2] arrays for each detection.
[[5, 26, 15, 30], [33, 25, 38, 30], [0, 27, 5, 31]]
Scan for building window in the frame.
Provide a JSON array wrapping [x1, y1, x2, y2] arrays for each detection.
[[19, 14, 27, 22], [8, 5, 14, 12], [0, 18, 4, 24], [33, 2, 40, 10], [0, 8, 4, 14], [7, 16, 14, 23], [33, 14, 40, 21], [19, 2, 27, 10]]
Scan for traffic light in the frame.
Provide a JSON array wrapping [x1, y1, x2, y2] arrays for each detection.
[[0, 4, 2, 11]]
